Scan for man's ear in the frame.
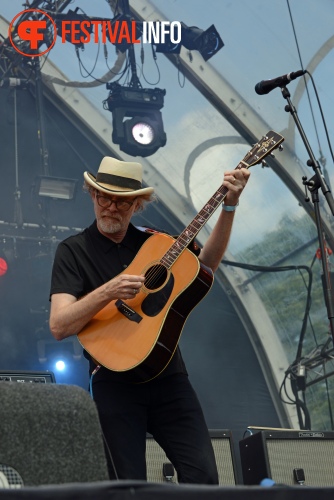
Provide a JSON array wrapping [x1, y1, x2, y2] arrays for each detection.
[[134, 198, 142, 212]]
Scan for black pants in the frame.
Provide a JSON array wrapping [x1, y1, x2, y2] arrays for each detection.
[[92, 373, 219, 484]]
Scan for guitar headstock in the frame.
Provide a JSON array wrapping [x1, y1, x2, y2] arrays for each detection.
[[243, 131, 284, 168]]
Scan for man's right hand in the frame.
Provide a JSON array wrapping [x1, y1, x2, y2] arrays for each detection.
[[107, 274, 146, 300]]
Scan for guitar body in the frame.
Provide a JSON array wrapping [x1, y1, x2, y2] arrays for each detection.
[[77, 233, 214, 383]]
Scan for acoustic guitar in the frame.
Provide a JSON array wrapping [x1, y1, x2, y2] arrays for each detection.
[[78, 131, 284, 382]]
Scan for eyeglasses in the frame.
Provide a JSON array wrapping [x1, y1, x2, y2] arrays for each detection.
[[96, 194, 136, 212]]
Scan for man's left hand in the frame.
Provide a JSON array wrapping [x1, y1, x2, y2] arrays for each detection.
[[222, 167, 250, 207]]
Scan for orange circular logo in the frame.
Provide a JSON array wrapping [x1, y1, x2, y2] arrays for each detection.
[[8, 9, 57, 57]]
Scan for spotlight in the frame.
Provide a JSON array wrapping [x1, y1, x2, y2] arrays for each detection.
[[181, 23, 224, 61], [55, 359, 66, 372], [106, 83, 166, 157], [131, 120, 155, 145], [37, 337, 82, 365], [35, 176, 78, 200]]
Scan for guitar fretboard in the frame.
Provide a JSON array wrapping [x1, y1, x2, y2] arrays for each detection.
[[160, 162, 244, 269]]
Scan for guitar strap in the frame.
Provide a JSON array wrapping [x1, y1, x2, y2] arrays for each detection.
[[135, 225, 164, 234]]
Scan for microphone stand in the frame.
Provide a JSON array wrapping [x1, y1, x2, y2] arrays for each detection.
[[281, 85, 334, 350]]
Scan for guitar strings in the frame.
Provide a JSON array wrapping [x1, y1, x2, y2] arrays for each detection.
[[141, 161, 252, 291], [142, 188, 230, 291]]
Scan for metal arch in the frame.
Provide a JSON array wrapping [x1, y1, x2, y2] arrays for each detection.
[[183, 135, 248, 204]]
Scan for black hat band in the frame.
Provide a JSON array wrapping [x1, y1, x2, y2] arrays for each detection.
[[95, 173, 142, 190]]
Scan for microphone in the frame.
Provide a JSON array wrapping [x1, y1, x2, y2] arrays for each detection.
[[255, 69, 306, 95]]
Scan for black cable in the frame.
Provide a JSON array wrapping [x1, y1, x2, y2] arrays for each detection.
[[305, 70, 334, 165], [286, 0, 322, 155], [103, 46, 130, 80], [139, 41, 161, 86], [279, 374, 296, 405], [76, 42, 100, 80], [176, 55, 186, 88], [224, 260, 313, 355], [295, 267, 313, 362], [223, 259, 314, 426], [280, 370, 311, 431], [290, 375, 311, 429], [324, 366, 334, 430]]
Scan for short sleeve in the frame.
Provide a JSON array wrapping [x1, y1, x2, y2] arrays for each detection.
[[50, 241, 85, 299]]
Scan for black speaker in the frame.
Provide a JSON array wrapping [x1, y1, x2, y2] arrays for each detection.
[[0, 383, 109, 487], [146, 429, 236, 485], [239, 430, 334, 486], [0, 370, 56, 383]]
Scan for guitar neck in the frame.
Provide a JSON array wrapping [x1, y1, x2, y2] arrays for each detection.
[[159, 130, 284, 269], [160, 161, 247, 269]]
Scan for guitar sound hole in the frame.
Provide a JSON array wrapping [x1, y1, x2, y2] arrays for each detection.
[[144, 265, 168, 291]]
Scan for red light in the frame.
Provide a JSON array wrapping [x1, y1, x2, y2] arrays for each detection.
[[0, 257, 8, 276]]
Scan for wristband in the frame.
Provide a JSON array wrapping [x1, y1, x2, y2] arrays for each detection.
[[222, 202, 239, 212]]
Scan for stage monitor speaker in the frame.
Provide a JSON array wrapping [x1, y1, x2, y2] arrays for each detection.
[[239, 430, 334, 486], [0, 383, 109, 487], [0, 370, 56, 384], [146, 429, 236, 485]]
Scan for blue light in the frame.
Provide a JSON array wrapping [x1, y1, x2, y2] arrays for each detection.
[[55, 360, 66, 371]]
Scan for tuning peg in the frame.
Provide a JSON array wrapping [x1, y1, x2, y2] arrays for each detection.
[[270, 153, 275, 158], [279, 145, 284, 151], [261, 160, 268, 168]]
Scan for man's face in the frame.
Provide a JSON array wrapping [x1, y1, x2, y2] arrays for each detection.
[[92, 190, 139, 237]]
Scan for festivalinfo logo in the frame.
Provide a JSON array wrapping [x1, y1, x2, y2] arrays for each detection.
[[9, 9, 182, 57]]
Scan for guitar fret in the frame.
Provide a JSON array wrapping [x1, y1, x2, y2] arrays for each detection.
[[192, 220, 202, 230], [178, 236, 191, 246], [202, 205, 214, 215], [170, 246, 181, 255], [161, 255, 174, 267]]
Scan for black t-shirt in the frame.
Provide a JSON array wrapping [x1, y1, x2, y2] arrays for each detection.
[[50, 221, 188, 383]]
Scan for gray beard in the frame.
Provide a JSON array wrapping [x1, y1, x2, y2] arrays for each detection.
[[97, 216, 122, 234]]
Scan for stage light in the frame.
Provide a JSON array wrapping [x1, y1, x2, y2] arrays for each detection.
[[37, 337, 82, 365], [36, 176, 78, 200], [55, 359, 66, 372], [181, 23, 224, 61], [106, 82, 166, 157], [131, 120, 155, 145]]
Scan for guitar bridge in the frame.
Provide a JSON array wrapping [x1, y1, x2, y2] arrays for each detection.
[[115, 300, 142, 323]]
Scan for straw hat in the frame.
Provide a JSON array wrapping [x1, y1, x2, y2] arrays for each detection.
[[84, 157, 154, 197]]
